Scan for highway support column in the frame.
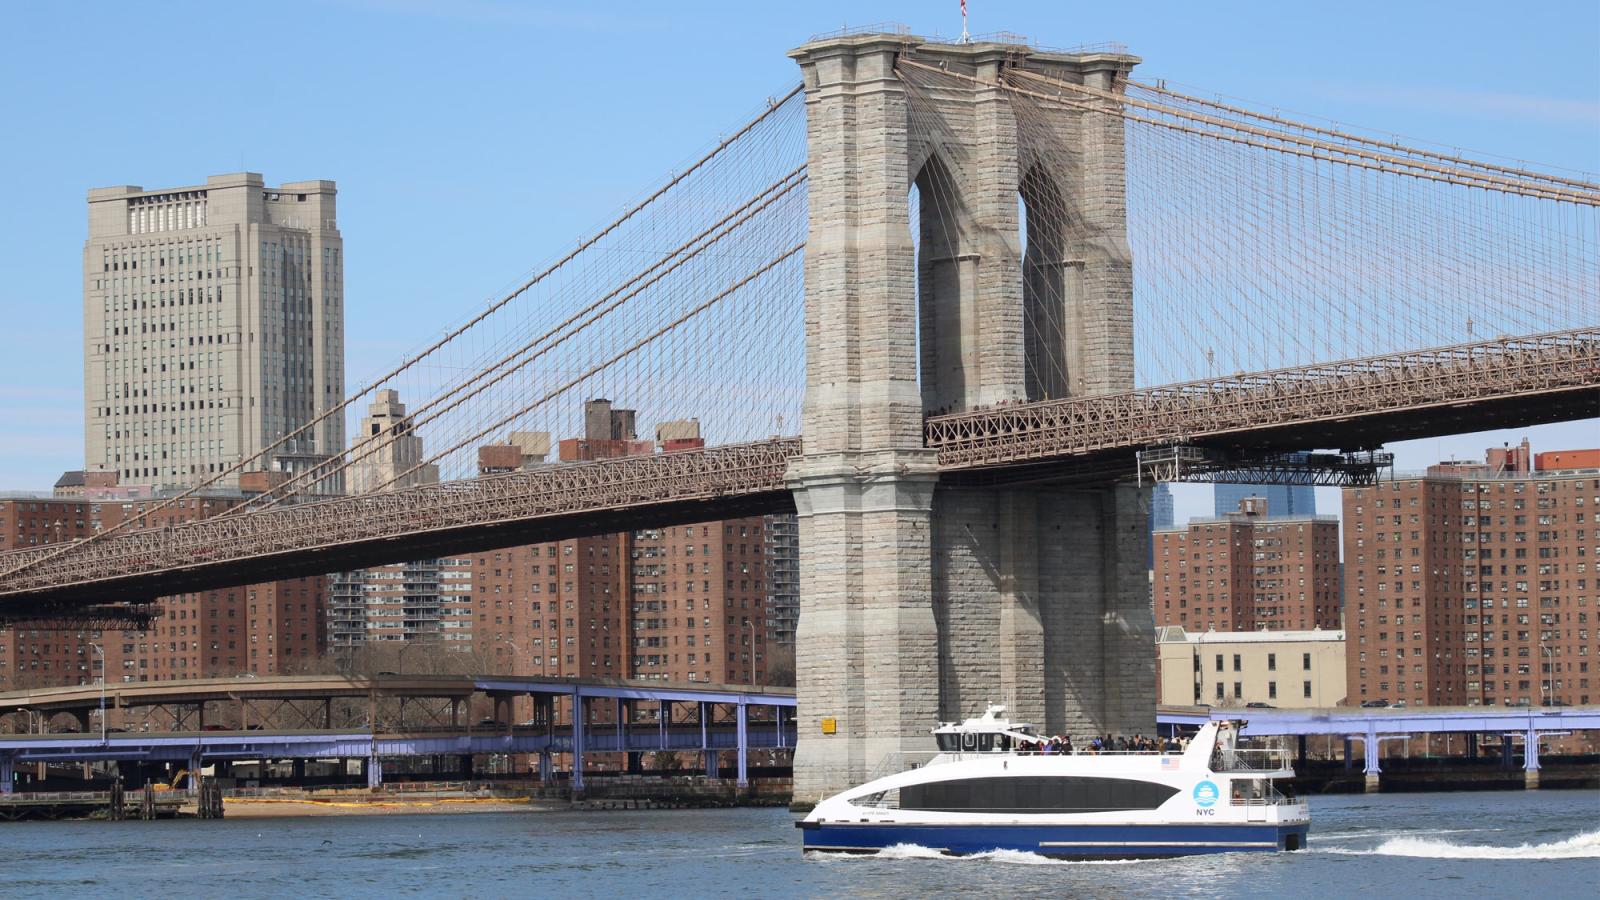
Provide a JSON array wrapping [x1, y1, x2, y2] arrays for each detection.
[[1362, 726, 1381, 793], [700, 701, 716, 778], [736, 699, 749, 790], [571, 689, 586, 796], [1524, 726, 1541, 790]]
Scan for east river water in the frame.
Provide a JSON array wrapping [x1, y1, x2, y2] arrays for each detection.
[[1, 790, 1595, 897]]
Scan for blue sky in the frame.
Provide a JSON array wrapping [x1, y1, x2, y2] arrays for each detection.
[[0, 0, 1595, 512]]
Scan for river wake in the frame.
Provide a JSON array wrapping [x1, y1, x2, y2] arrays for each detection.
[[1325, 828, 1600, 860]]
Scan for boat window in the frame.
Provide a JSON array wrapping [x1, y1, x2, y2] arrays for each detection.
[[935, 734, 959, 751], [955, 731, 999, 752], [1231, 780, 1259, 802], [847, 789, 900, 809], [900, 776, 1179, 814]]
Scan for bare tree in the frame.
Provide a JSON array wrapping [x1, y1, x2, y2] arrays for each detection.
[[765, 643, 795, 687]]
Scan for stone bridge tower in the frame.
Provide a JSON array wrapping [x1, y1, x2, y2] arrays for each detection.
[[786, 33, 1154, 804]]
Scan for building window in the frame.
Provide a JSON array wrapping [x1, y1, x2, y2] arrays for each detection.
[[1267, 653, 1276, 671], [1303, 652, 1311, 670], [1233, 654, 1241, 672], [1303, 681, 1312, 699], [1268, 681, 1277, 699]]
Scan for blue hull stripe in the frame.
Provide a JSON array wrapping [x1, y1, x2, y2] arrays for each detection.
[[802, 821, 1309, 858]]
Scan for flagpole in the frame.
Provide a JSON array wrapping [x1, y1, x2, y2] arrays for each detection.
[[960, 0, 970, 43]]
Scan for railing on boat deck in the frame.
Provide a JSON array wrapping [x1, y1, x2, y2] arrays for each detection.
[[1213, 747, 1293, 772], [865, 750, 943, 782], [1227, 780, 1303, 808]]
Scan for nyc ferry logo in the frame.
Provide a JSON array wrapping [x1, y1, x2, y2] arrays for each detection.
[[1193, 780, 1220, 809]]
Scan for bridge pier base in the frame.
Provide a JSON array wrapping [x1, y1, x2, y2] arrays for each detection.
[[785, 32, 1147, 806], [538, 751, 553, 784], [0, 752, 12, 794], [365, 755, 383, 790], [933, 484, 1153, 739]]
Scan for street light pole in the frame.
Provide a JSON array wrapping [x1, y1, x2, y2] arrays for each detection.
[[1538, 639, 1552, 707], [88, 642, 106, 743]]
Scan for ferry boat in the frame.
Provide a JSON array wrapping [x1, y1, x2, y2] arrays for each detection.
[[798, 706, 1309, 859]]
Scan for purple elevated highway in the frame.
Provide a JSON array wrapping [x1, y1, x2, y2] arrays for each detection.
[[1159, 704, 1600, 787], [0, 675, 796, 794]]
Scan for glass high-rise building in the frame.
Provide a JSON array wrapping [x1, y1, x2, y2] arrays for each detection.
[[1213, 483, 1315, 519], [1147, 482, 1175, 568]]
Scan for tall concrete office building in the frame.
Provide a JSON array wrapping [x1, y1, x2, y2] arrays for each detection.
[[84, 173, 345, 491], [346, 390, 439, 494]]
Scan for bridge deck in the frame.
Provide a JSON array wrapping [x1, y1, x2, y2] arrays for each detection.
[[0, 329, 1594, 611]]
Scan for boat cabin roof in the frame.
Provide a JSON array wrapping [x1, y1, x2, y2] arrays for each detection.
[[931, 705, 1041, 752]]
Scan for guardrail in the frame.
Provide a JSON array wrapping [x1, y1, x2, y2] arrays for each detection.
[[1215, 747, 1293, 772]]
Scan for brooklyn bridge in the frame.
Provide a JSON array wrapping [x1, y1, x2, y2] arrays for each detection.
[[1, 30, 1595, 802]]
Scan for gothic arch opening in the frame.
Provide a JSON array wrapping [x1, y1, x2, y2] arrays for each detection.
[[1020, 165, 1077, 401], [912, 152, 977, 415]]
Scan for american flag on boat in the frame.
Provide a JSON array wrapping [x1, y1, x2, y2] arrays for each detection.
[[1161, 757, 1180, 770]]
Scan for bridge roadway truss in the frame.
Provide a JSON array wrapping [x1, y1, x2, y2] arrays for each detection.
[[1156, 704, 1600, 780], [0, 439, 801, 607], [0, 329, 1594, 612], [0, 675, 797, 793], [927, 328, 1600, 478]]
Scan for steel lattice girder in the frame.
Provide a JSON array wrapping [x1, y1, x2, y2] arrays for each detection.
[[0, 438, 800, 600], [925, 329, 1600, 468], [0, 330, 1596, 608]]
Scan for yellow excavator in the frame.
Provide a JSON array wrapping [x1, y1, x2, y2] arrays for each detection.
[[151, 766, 211, 791]]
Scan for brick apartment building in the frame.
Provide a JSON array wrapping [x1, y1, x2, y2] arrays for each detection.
[[4, 395, 783, 696], [469, 402, 771, 686], [1153, 496, 1342, 632], [1344, 442, 1600, 708], [330, 399, 776, 688], [0, 486, 326, 689]]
